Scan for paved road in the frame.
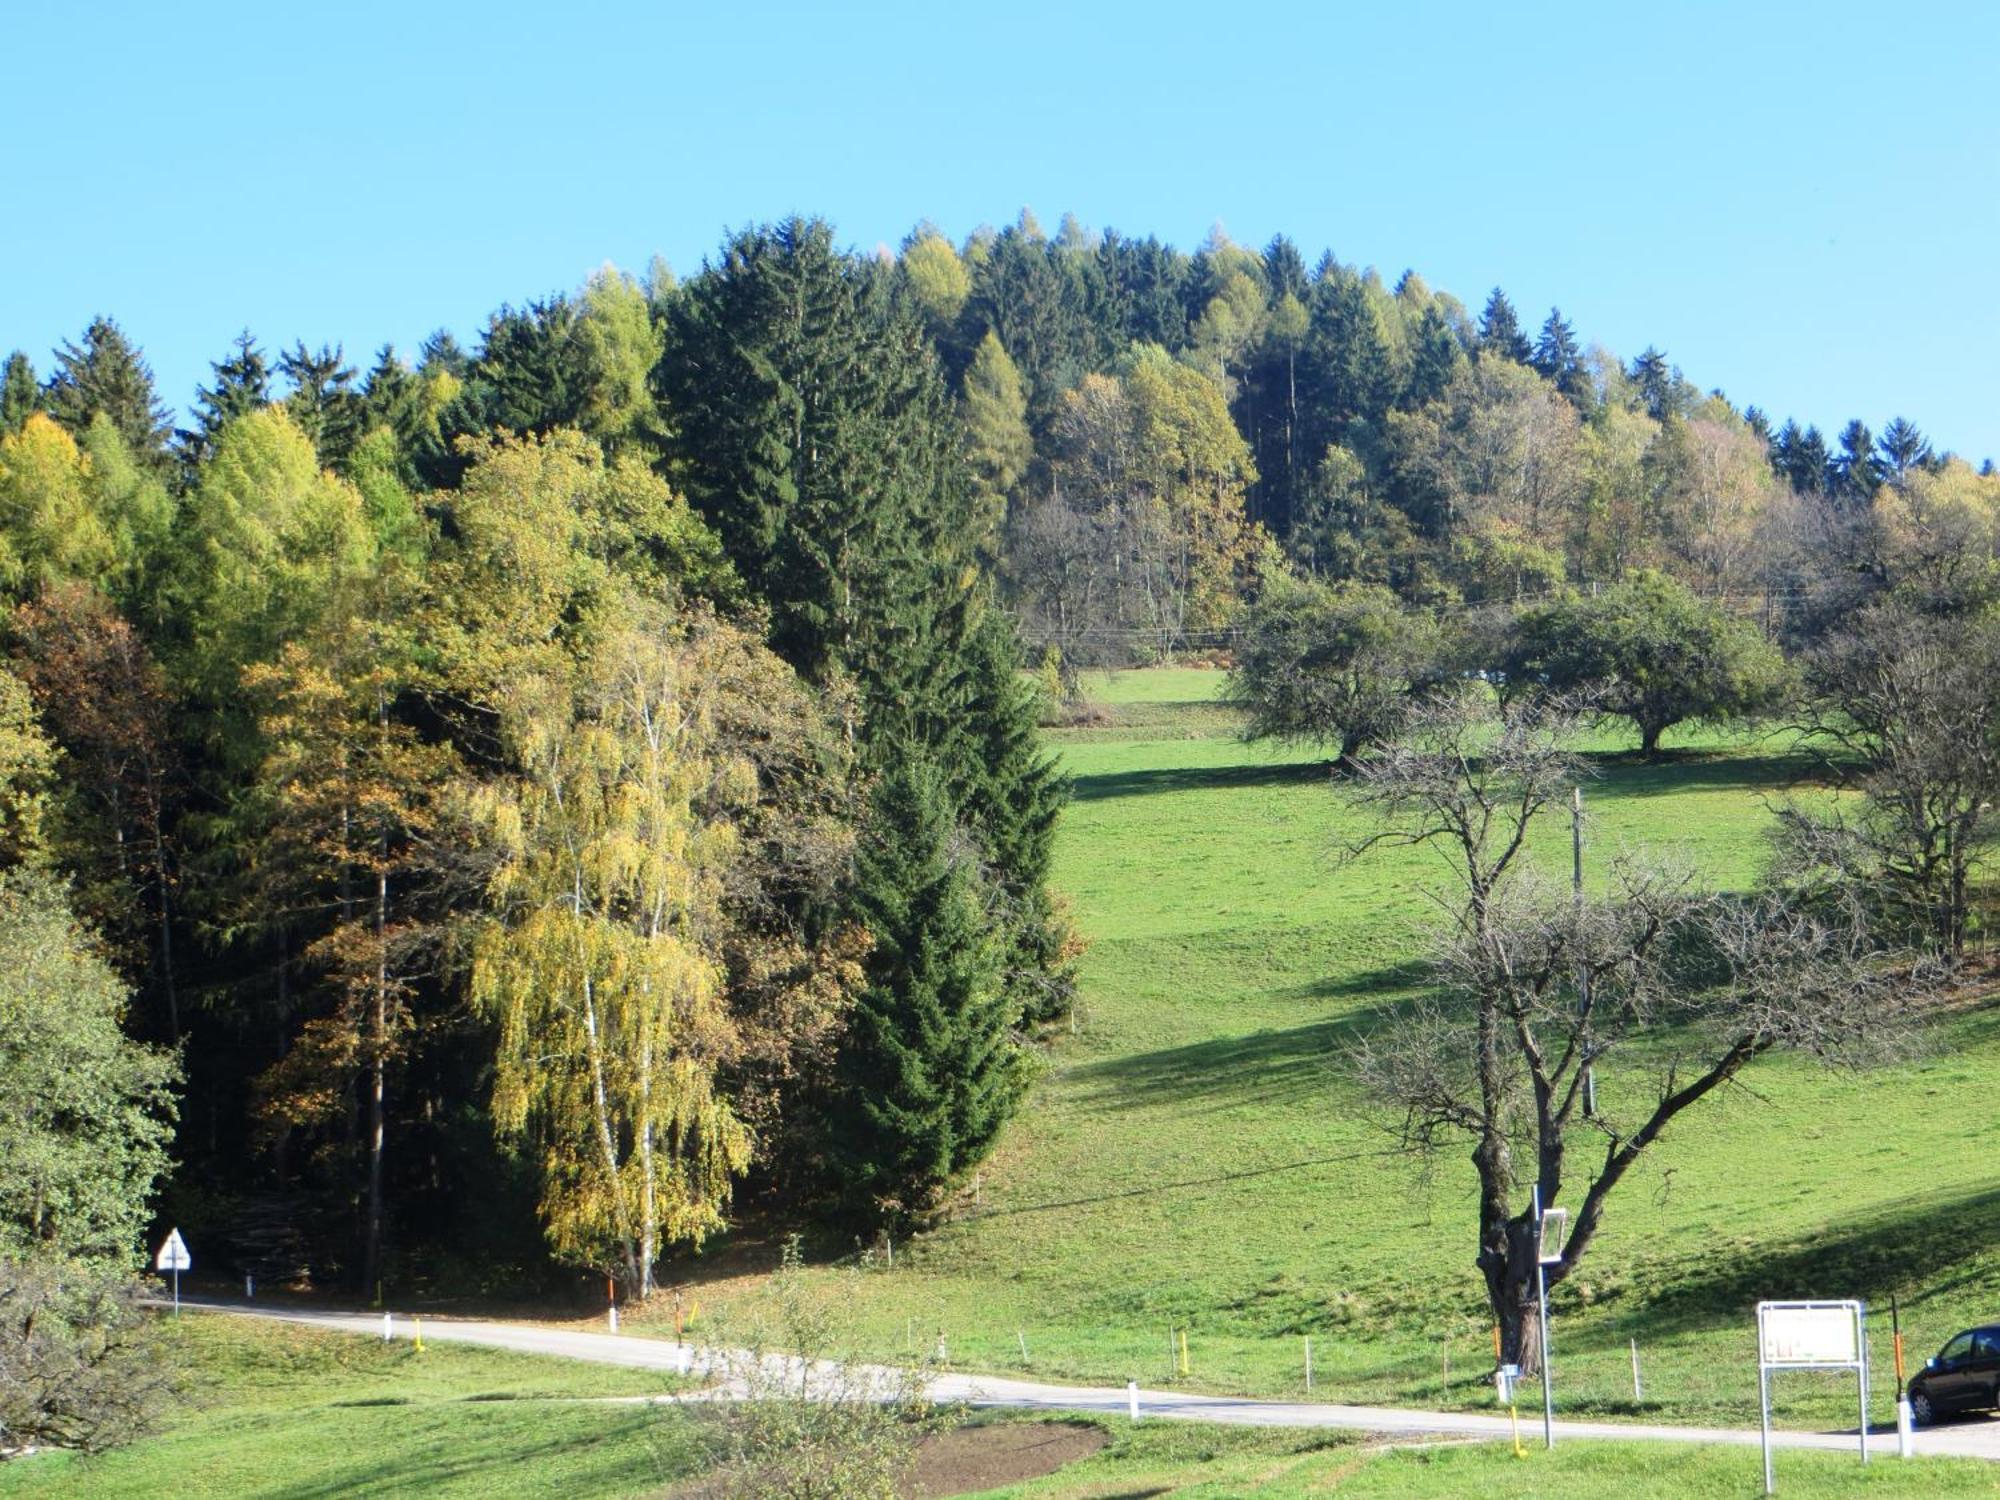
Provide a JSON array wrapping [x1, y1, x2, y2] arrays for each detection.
[[186, 1300, 2000, 1463]]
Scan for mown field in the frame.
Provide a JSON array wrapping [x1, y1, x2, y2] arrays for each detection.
[[0, 1315, 703, 1499], [8, 1316, 1998, 1498], [662, 667, 2000, 1437]]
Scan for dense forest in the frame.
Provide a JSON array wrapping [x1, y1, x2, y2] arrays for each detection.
[[2, 208, 1992, 1312]]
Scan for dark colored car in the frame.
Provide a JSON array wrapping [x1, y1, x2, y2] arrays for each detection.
[[1908, 1327, 2000, 1424]]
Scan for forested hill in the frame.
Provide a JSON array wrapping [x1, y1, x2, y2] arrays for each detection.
[[0, 210, 1986, 1306]]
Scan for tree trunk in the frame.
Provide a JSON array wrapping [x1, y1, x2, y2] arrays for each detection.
[[1484, 1213, 1547, 1375], [363, 870, 388, 1298]]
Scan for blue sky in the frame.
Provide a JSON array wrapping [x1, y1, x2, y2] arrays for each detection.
[[4, 0, 1995, 459]]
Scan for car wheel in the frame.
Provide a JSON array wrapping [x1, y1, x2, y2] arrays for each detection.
[[1911, 1390, 1936, 1426]]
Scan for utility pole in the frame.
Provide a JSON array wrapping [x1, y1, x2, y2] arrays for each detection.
[[1573, 786, 1596, 1118]]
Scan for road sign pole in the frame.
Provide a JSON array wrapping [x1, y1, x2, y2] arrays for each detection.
[[172, 1265, 179, 1314], [1532, 1182, 1554, 1449], [1858, 1304, 1870, 1466], [1761, 1364, 1774, 1495]]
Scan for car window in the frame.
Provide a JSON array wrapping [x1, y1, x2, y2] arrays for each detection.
[[1977, 1332, 2000, 1360], [1942, 1333, 1975, 1362]]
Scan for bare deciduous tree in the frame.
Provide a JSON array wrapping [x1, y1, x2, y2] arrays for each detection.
[[1791, 604, 2000, 956], [1344, 691, 1911, 1370]]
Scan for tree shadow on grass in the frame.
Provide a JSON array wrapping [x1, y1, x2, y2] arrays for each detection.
[[1599, 1183, 2000, 1346], [1068, 759, 1333, 803], [1579, 748, 1829, 800], [1064, 995, 1417, 1117]]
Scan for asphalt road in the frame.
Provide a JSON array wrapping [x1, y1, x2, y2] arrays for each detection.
[[185, 1299, 2000, 1463]]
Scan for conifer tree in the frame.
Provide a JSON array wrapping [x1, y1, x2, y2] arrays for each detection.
[[960, 329, 1032, 548], [279, 342, 363, 469], [1478, 289, 1532, 364], [1531, 308, 1589, 405], [1877, 417, 1933, 485], [43, 319, 172, 474], [831, 755, 1022, 1219], [177, 331, 270, 469], [1832, 419, 1880, 504], [0, 353, 38, 436], [1629, 346, 1673, 418]]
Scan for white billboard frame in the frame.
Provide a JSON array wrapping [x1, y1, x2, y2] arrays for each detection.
[[1755, 1300, 1869, 1494]]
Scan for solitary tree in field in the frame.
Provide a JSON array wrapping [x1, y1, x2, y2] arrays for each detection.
[[1343, 692, 1906, 1370], [1227, 575, 1443, 763], [1507, 572, 1788, 755]]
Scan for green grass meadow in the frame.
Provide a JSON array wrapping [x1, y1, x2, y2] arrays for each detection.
[[673, 668, 2000, 1437], [15, 666, 2000, 1497], [0, 1314, 703, 1499]]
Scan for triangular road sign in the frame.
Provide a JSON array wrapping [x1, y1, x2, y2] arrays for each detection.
[[156, 1227, 191, 1273]]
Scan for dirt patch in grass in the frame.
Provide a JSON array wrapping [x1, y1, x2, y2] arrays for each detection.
[[903, 1420, 1109, 1497]]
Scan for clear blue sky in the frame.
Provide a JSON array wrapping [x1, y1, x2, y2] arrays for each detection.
[[4, 0, 1995, 460]]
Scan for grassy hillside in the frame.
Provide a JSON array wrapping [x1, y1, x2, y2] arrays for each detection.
[[661, 668, 2000, 1434]]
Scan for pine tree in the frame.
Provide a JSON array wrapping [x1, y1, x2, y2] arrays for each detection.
[[177, 330, 270, 470], [831, 755, 1022, 1219], [43, 319, 172, 473], [1531, 308, 1588, 404], [0, 354, 38, 436], [1478, 289, 1532, 364], [1832, 419, 1880, 504], [1877, 417, 1933, 485], [1406, 304, 1464, 407], [1629, 346, 1673, 418], [278, 342, 363, 469]]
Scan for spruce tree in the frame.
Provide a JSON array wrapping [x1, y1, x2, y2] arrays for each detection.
[[1406, 304, 1463, 407], [1477, 289, 1532, 364], [831, 755, 1022, 1219], [44, 318, 172, 473], [1629, 346, 1673, 418], [1531, 308, 1588, 405], [0, 353, 38, 436], [176, 330, 270, 469], [1832, 419, 1880, 504], [1877, 417, 1933, 484], [663, 220, 1072, 1203], [278, 342, 363, 469]]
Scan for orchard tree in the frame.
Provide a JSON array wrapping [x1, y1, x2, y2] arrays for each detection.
[[1508, 572, 1787, 754], [1227, 575, 1443, 762], [1792, 604, 2000, 955], [1344, 692, 1908, 1370]]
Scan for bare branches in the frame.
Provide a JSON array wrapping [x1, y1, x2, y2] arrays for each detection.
[[1337, 689, 1915, 1363]]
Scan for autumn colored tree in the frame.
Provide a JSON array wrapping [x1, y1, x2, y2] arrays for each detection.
[[9, 584, 183, 1039]]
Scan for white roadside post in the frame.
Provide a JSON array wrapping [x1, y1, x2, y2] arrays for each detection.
[[1126, 1380, 1139, 1422], [1757, 1300, 1870, 1494], [155, 1228, 191, 1313]]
